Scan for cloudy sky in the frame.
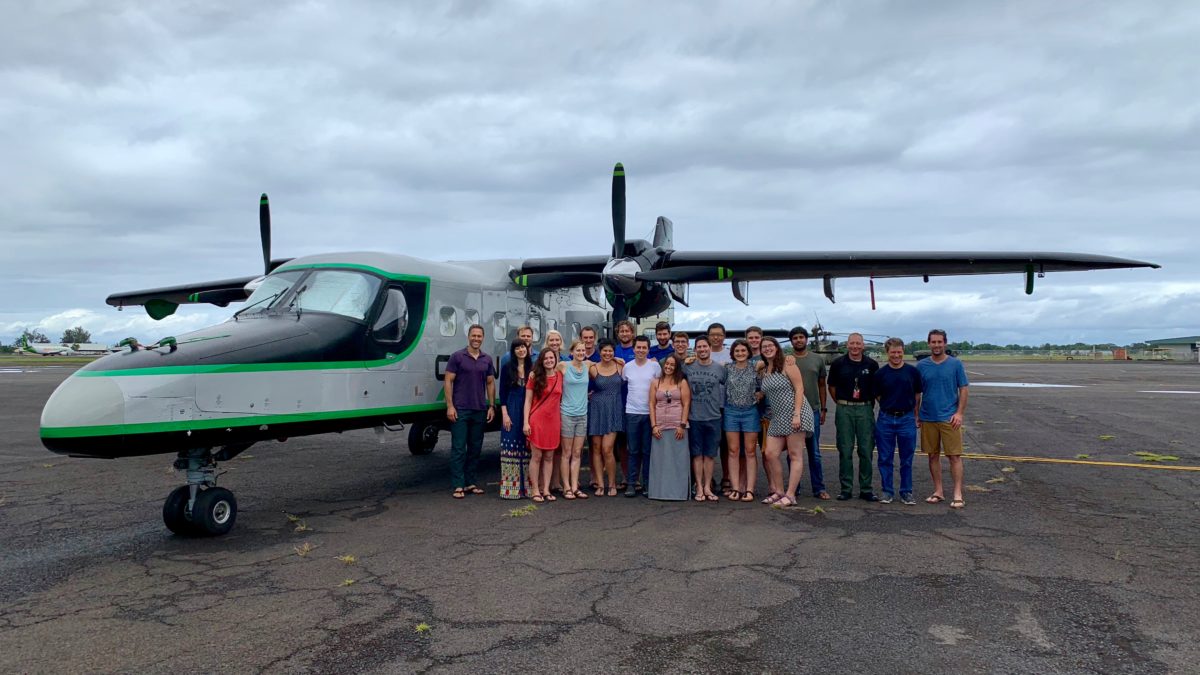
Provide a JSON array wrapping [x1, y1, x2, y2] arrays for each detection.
[[2, 1, 1195, 347]]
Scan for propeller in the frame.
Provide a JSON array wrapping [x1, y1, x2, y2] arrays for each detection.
[[611, 163, 625, 258], [260, 193, 272, 276]]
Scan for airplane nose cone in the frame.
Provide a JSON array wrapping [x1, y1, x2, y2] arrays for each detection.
[[602, 258, 642, 296], [40, 375, 125, 455]]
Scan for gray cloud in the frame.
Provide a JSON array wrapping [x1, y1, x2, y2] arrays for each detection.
[[1, 0, 1193, 345]]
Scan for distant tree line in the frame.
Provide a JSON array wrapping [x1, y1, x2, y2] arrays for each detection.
[[904, 340, 1140, 352]]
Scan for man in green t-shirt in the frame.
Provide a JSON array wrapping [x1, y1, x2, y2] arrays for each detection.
[[789, 326, 830, 499]]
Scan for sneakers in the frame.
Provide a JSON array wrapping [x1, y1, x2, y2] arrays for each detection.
[[624, 487, 637, 498], [900, 492, 916, 505], [859, 493, 881, 502], [836, 492, 852, 501], [880, 493, 894, 504]]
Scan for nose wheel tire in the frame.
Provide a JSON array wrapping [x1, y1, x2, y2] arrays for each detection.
[[192, 487, 238, 536], [163, 485, 199, 536], [408, 423, 439, 455]]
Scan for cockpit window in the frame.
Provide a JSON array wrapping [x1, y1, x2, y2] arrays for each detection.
[[293, 270, 382, 320], [240, 271, 303, 315]]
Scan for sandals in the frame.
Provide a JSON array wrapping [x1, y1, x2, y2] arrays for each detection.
[[694, 493, 706, 502], [727, 491, 741, 501], [720, 479, 732, 493], [452, 488, 466, 499], [574, 490, 589, 500], [925, 494, 945, 504], [762, 492, 783, 505], [545, 493, 557, 502], [815, 491, 831, 501], [705, 494, 719, 502], [607, 487, 617, 497], [564, 491, 576, 500], [775, 495, 796, 507], [741, 491, 754, 503], [595, 486, 605, 497], [531, 493, 545, 503], [950, 499, 965, 509], [466, 485, 485, 495]]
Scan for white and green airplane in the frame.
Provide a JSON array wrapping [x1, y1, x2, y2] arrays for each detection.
[[18, 335, 75, 356], [38, 163, 1158, 536]]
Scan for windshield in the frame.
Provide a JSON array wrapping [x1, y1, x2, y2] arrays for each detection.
[[239, 271, 303, 316], [293, 270, 382, 320]]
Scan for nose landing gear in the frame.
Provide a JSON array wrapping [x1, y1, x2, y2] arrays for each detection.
[[162, 447, 239, 536]]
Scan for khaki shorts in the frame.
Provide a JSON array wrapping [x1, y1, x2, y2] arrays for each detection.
[[561, 413, 588, 438], [920, 421, 963, 456]]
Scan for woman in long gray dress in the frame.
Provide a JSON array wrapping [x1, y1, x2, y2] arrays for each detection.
[[648, 354, 691, 500]]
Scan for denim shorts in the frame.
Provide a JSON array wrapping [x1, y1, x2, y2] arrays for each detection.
[[561, 413, 588, 438], [723, 404, 761, 433], [688, 418, 722, 458]]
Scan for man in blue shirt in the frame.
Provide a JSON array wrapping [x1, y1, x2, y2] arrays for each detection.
[[648, 321, 674, 361], [916, 329, 970, 509], [580, 325, 602, 363], [613, 320, 637, 363], [873, 337, 922, 505]]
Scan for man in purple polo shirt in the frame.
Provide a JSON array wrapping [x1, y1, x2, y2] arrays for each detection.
[[444, 324, 496, 499]]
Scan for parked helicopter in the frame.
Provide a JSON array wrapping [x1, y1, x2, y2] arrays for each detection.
[[39, 163, 1158, 536]]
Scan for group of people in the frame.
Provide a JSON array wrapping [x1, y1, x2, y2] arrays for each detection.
[[442, 320, 970, 509]]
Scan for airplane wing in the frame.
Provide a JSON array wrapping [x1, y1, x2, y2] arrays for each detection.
[[639, 251, 1159, 283], [106, 276, 261, 319]]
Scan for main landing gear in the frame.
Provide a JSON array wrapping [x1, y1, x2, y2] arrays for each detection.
[[408, 422, 440, 456], [162, 446, 242, 537]]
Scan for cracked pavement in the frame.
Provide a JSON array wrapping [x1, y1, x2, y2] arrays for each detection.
[[1, 362, 1198, 673]]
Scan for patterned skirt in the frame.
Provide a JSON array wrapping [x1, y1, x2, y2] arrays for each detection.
[[499, 435, 531, 499]]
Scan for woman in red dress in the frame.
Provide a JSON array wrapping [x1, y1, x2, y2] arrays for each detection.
[[523, 349, 563, 502]]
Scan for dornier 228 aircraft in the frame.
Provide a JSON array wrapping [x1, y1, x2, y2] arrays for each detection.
[[39, 163, 1158, 536]]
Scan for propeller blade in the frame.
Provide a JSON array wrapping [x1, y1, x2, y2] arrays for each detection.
[[611, 163, 625, 258], [259, 193, 271, 276], [510, 271, 602, 288], [637, 266, 735, 283]]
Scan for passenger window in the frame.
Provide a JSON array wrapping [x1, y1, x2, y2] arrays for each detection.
[[372, 288, 409, 342], [529, 314, 541, 342], [439, 306, 457, 337], [571, 322, 581, 340], [547, 318, 558, 332], [465, 308, 480, 330], [493, 312, 507, 340]]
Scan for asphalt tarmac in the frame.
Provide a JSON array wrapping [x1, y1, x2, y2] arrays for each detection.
[[2, 361, 1198, 673]]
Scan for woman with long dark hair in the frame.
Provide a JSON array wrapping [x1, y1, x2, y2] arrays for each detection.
[[648, 353, 691, 500], [523, 349, 563, 502], [499, 341, 533, 499], [757, 337, 814, 507]]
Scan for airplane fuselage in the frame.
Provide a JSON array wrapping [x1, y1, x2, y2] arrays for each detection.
[[40, 252, 608, 459]]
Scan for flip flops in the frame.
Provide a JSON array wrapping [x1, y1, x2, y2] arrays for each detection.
[[925, 494, 945, 504], [950, 499, 966, 509]]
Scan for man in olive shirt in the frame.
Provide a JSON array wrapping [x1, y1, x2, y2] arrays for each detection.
[[789, 326, 831, 500], [828, 333, 880, 501]]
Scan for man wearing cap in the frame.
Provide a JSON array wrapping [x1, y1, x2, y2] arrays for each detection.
[[789, 326, 831, 500], [828, 333, 880, 501]]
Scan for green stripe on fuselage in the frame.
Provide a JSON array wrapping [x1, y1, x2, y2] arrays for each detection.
[[40, 402, 447, 438]]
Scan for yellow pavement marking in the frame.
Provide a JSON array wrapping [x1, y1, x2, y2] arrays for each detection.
[[816, 444, 1200, 471]]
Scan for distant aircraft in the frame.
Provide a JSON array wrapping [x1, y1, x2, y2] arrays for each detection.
[[38, 163, 1159, 537], [18, 336, 74, 356]]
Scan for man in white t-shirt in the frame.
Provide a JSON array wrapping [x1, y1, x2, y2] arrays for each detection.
[[622, 336, 661, 497]]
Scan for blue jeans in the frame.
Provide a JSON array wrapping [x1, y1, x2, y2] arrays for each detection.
[[450, 409, 487, 489], [876, 411, 917, 496], [804, 412, 826, 495], [625, 413, 652, 486]]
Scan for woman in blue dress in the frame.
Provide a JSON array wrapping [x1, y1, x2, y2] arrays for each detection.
[[499, 341, 533, 499], [588, 339, 625, 496]]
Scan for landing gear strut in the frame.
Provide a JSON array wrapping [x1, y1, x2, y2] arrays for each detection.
[[162, 447, 238, 536]]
